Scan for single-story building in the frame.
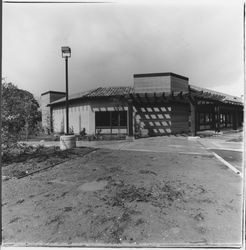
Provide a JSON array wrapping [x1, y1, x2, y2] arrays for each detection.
[[41, 72, 243, 137]]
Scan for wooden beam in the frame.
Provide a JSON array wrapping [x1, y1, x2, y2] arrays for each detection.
[[188, 94, 195, 105]]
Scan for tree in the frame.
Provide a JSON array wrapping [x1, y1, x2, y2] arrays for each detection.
[[2, 80, 41, 147]]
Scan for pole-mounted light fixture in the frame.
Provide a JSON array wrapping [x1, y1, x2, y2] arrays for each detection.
[[61, 46, 71, 58], [61, 46, 71, 134]]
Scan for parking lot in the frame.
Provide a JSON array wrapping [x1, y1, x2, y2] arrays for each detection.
[[2, 132, 243, 247]]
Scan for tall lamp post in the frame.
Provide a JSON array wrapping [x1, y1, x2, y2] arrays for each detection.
[[61, 46, 71, 135], [60, 46, 75, 150]]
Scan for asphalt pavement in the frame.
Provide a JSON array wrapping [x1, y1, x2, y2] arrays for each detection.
[[212, 149, 242, 172], [197, 131, 243, 174], [23, 131, 244, 175]]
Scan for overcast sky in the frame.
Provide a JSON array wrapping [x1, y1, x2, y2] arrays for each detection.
[[2, 0, 244, 99]]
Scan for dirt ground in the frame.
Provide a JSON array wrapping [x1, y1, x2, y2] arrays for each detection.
[[2, 146, 95, 179], [2, 141, 243, 247]]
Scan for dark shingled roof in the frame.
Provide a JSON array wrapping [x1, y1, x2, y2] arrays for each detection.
[[48, 85, 243, 106], [49, 86, 133, 105], [190, 84, 243, 105], [86, 86, 133, 97]]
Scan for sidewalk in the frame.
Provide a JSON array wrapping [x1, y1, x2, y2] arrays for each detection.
[[76, 136, 210, 155], [22, 132, 243, 175], [198, 139, 243, 152], [22, 136, 210, 155]]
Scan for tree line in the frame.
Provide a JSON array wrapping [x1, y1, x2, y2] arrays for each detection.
[[2, 79, 42, 148]]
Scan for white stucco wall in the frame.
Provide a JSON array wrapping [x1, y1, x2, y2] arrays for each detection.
[[52, 107, 65, 133], [52, 98, 128, 135], [52, 103, 91, 134], [41, 94, 51, 129]]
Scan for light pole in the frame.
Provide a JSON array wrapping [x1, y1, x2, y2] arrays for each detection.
[[60, 46, 75, 150], [61, 46, 71, 135]]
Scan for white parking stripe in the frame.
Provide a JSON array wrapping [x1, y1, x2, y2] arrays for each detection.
[[207, 148, 243, 152], [212, 152, 242, 177]]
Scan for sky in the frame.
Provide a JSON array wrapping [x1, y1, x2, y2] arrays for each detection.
[[2, 0, 244, 99]]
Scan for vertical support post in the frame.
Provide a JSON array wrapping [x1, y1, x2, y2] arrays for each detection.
[[217, 105, 220, 132], [50, 106, 53, 133], [212, 104, 216, 130], [190, 98, 197, 136], [239, 107, 243, 127], [0, 0, 2, 242], [236, 107, 239, 128], [118, 110, 121, 135], [127, 99, 134, 138], [110, 111, 112, 135], [214, 104, 219, 132], [65, 57, 69, 135], [225, 113, 227, 128], [233, 106, 238, 130]]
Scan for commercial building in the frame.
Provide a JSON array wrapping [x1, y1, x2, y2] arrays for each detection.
[[41, 72, 243, 137]]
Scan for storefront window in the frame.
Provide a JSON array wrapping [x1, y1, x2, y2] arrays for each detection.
[[95, 111, 127, 128], [120, 111, 127, 126], [95, 111, 110, 127], [111, 112, 119, 126]]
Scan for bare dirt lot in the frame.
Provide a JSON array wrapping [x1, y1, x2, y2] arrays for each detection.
[[2, 141, 243, 247]]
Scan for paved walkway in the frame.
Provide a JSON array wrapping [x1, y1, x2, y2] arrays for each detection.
[[76, 136, 210, 155], [23, 131, 243, 175], [76, 135, 243, 175], [198, 139, 243, 152]]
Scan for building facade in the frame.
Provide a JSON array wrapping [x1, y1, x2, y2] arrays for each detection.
[[41, 72, 243, 137], [41, 91, 66, 133]]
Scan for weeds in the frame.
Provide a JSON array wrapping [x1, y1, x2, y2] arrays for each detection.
[[105, 181, 184, 209], [2, 146, 94, 179], [16, 199, 25, 204], [9, 217, 21, 224], [2, 144, 89, 165], [135, 218, 145, 226], [64, 207, 73, 212], [139, 170, 157, 176]]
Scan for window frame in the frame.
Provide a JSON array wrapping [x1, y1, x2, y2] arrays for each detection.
[[95, 110, 127, 130]]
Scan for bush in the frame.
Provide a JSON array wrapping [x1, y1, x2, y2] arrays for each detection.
[[2, 80, 41, 148], [2, 142, 44, 164]]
